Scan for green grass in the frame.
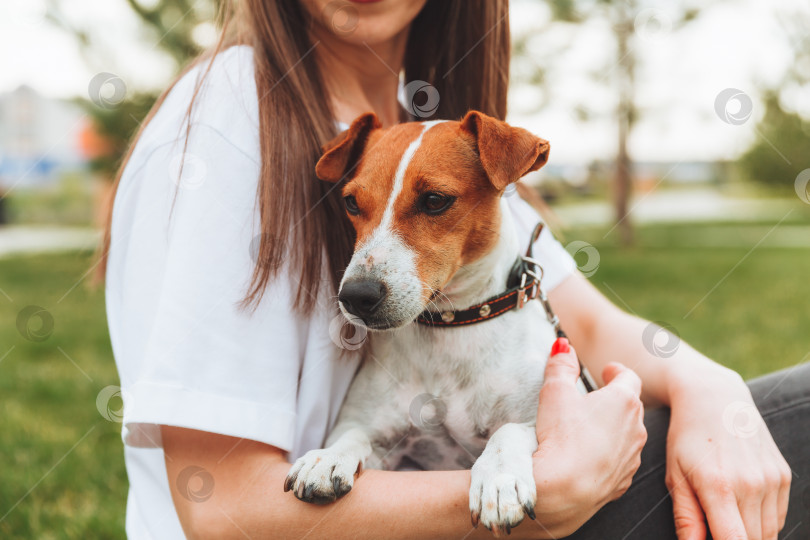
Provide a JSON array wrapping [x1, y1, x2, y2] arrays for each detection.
[[0, 220, 808, 537], [0, 251, 125, 539], [7, 174, 98, 227], [566, 221, 810, 378]]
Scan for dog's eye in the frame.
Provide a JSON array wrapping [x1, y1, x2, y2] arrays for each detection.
[[419, 192, 455, 216], [344, 195, 360, 216]]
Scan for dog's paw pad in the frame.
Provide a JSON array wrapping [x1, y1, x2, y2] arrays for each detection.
[[469, 456, 536, 536], [284, 449, 360, 504]]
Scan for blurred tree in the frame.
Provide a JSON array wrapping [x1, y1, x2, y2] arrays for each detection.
[[75, 94, 157, 177], [738, 94, 810, 189], [518, 0, 698, 245], [740, 6, 810, 191], [121, 0, 219, 65], [46, 0, 222, 180]]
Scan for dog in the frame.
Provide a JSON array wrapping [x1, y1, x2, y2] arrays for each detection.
[[284, 111, 586, 535]]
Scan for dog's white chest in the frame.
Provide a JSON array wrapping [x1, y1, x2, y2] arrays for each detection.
[[340, 302, 556, 471]]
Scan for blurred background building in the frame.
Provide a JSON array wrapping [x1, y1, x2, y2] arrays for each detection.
[[0, 85, 87, 190]]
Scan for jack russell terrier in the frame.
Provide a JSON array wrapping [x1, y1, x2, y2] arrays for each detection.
[[284, 111, 595, 535]]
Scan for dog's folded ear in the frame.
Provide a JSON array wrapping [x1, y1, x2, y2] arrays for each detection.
[[460, 111, 550, 191], [316, 112, 382, 183]]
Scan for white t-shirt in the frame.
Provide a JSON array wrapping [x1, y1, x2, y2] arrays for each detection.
[[105, 45, 578, 539]]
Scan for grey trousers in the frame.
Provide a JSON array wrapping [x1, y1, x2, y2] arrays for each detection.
[[565, 362, 810, 540]]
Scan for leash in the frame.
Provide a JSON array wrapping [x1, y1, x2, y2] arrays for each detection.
[[416, 222, 598, 393]]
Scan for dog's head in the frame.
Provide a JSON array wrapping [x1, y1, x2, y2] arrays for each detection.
[[317, 111, 550, 330]]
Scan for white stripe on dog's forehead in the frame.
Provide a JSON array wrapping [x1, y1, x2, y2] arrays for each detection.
[[342, 121, 449, 299], [379, 120, 448, 231]]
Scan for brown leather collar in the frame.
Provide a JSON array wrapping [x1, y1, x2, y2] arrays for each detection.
[[415, 222, 598, 393], [416, 223, 546, 328]]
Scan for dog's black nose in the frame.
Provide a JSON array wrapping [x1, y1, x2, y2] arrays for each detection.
[[339, 280, 387, 320]]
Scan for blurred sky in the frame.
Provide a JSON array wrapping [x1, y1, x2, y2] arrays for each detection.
[[0, 0, 805, 165]]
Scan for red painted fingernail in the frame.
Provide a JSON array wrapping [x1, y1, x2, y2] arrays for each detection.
[[550, 337, 570, 356]]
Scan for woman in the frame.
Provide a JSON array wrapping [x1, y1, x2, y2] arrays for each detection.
[[102, 0, 809, 538]]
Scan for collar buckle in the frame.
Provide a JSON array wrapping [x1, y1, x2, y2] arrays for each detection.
[[516, 255, 544, 310], [517, 272, 539, 309]]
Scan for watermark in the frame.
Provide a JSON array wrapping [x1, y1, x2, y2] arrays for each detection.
[[565, 241, 600, 277], [409, 393, 447, 432], [795, 169, 810, 205], [176, 466, 215, 503], [634, 9, 673, 43], [329, 313, 368, 350], [96, 385, 131, 423], [169, 153, 208, 190], [16, 305, 54, 342], [400, 80, 440, 119], [714, 88, 753, 126], [322, 1, 359, 36], [249, 233, 285, 269], [503, 184, 518, 198], [88, 72, 127, 110], [721, 401, 762, 439], [641, 321, 680, 358], [249, 233, 264, 265]]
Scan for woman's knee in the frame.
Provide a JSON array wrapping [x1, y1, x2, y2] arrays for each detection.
[[747, 361, 810, 417]]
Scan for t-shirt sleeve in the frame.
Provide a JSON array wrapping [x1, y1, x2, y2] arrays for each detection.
[[105, 46, 311, 452], [505, 193, 578, 292], [109, 122, 305, 452]]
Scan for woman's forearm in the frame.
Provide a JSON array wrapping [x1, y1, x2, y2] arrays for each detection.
[[256, 466, 561, 540], [162, 426, 565, 540], [550, 273, 741, 407], [586, 311, 741, 407]]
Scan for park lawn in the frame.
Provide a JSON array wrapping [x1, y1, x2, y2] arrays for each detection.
[[0, 251, 125, 539], [0, 222, 808, 538], [565, 220, 810, 377]]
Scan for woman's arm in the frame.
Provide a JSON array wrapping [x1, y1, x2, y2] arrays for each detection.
[[161, 428, 579, 540], [162, 428, 504, 540], [161, 349, 647, 540], [550, 272, 792, 540], [548, 271, 738, 407]]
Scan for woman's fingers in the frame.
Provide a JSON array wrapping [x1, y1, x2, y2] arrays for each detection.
[[766, 456, 791, 539], [543, 339, 580, 386], [776, 459, 792, 530], [761, 486, 779, 540], [537, 341, 581, 427], [738, 489, 765, 540], [601, 362, 642, 398], [601, 362, 624, 384], [667, 473, 707, 540], [697, 485, 748, 540]]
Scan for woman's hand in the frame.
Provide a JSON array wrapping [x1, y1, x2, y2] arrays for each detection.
[[547, 272, 793, 539], [531, 339, 648, 537], [665, 367, 791, 540]]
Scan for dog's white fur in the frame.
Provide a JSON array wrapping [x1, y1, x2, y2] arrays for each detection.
[[286, 122, 565, 533]]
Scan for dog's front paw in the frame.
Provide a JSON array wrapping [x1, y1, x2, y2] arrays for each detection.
[[284, 449, 361, 504], [469, 432, 537, 536]]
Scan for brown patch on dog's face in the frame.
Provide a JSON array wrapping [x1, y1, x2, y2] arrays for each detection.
[[317, 112, 549, 328], [339, 123, 427, 245], [402, 125, 503, 297]]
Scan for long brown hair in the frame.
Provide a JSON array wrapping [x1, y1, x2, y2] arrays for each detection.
[[99, 0, 510, 314]]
